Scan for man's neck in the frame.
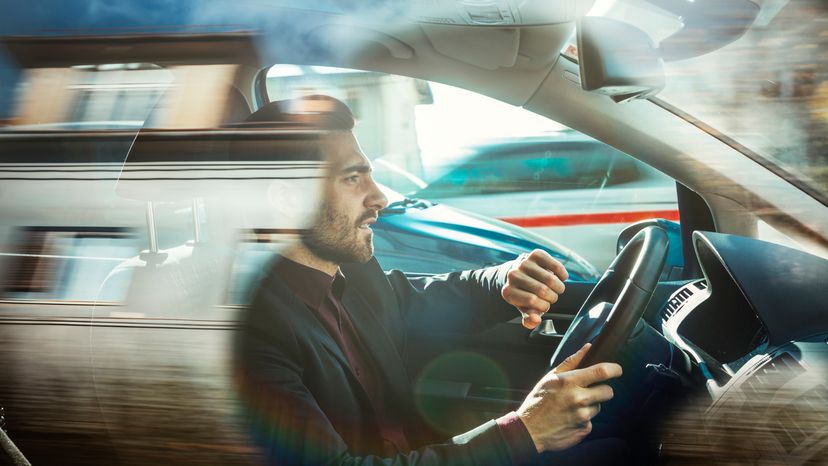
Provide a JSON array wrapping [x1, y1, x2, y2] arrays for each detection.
[[282, 244, 338, 276]]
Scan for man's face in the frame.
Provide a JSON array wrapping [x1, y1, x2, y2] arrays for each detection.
[[301, 131, 388, 264]]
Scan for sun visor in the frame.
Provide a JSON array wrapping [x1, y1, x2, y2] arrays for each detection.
[[410, 0, 593, 26]]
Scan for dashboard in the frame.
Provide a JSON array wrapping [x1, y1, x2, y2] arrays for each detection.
[[655, 231, 828, 386], [659, 278, 768, 376], [651, 231, 828, 463]]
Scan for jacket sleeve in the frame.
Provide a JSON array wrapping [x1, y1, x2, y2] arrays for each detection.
[[235, 315, 524, 466], [385, 258, 522, 334]]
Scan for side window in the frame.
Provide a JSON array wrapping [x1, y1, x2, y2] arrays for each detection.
[[263, 64, 678, 272], [1, 227, 138, 302]]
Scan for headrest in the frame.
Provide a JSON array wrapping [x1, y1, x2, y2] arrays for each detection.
[[244, 94, 355, 131]]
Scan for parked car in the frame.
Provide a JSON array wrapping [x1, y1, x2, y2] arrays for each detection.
[[0, 1, 826, 465], [412, 132, 678, 269]]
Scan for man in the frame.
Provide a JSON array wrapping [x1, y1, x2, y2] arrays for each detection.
[[235, 96, 622, 465]]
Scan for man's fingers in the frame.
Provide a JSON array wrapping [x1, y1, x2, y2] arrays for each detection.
[[520, 260, 566, 295], [527, 250, 569, 281], [502, 283, 553, 312], [574, 404, 601, 424], [502, 252, 569, 323], [520, 309, 543, 329], [553, 343, 591, 373], [580, 384, 615, 405], [569, 362, 623, 387], [505, 269, 560, 305]]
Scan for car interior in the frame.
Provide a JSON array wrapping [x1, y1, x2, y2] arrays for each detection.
[[1, 1, 827, 465]]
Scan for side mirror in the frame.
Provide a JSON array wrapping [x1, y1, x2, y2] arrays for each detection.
[[576, 16, 665, 103]]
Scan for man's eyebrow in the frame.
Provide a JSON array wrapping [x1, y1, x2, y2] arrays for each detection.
[[338, 163, 372, 174]]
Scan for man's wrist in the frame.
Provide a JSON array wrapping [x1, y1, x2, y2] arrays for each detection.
[[496, 411, 539, 464]]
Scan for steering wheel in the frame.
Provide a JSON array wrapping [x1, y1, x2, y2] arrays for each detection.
[[550, 226, 669, 368]]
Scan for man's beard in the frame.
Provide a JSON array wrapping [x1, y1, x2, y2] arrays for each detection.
[[301, 203, 375, 264]]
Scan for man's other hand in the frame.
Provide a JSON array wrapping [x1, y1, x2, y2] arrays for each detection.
[[501, 249, 569, 329], [517, 344, 622, 453]]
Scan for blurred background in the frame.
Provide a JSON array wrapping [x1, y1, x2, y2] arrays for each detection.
[[0, 0, 826, 465]]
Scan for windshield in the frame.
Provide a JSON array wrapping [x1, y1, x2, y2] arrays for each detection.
[[600, 0, 828, 200], [378, 183, 405, 204]]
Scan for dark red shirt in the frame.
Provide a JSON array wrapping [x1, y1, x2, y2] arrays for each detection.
[[274, 257, 410, 454]]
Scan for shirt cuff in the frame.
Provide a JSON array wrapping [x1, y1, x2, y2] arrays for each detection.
[[495, 411, 539, 465]]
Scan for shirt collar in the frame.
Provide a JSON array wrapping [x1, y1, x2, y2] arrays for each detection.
[[274, 257, 347, 309]]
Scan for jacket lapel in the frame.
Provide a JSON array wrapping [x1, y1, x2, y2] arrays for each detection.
[[341, 284, 414, 413], [262, 271, 362, 389]]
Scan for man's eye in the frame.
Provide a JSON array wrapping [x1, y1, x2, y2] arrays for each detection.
[[344, 175, 360, 184]]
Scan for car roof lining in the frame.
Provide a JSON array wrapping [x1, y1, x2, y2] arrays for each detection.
[[249, 19, 571, 106]]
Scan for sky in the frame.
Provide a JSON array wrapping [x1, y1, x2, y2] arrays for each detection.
[[414, 82, 565, 169]]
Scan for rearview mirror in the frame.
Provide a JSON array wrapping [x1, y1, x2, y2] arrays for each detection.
[[576, 16, 664, 103]]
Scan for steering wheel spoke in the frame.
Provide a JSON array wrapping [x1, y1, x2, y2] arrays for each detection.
[[550, 226, 669, 368]]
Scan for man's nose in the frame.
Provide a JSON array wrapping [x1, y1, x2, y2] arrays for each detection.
[[365, 178, 388, 212]]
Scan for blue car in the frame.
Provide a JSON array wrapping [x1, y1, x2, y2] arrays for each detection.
[[374, 185, 599, 280]]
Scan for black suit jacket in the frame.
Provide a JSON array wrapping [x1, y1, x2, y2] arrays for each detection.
[[235, 256, 527, 465]]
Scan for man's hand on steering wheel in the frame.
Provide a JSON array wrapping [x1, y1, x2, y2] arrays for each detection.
[[502, 249, 569, 329], [517, 343, 623, 452]]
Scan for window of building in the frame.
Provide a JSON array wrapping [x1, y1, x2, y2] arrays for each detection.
[[1, 227, 138, 302]]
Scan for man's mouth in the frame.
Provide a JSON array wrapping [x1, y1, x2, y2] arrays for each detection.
[[357, 216, 377, 230]]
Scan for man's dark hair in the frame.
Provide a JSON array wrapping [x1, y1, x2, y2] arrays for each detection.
[[230, 94, 355, 162], [245, 94, 355, 131]]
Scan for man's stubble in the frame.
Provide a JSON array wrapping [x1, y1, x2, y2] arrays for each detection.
[[301, 202, 374, 265]]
